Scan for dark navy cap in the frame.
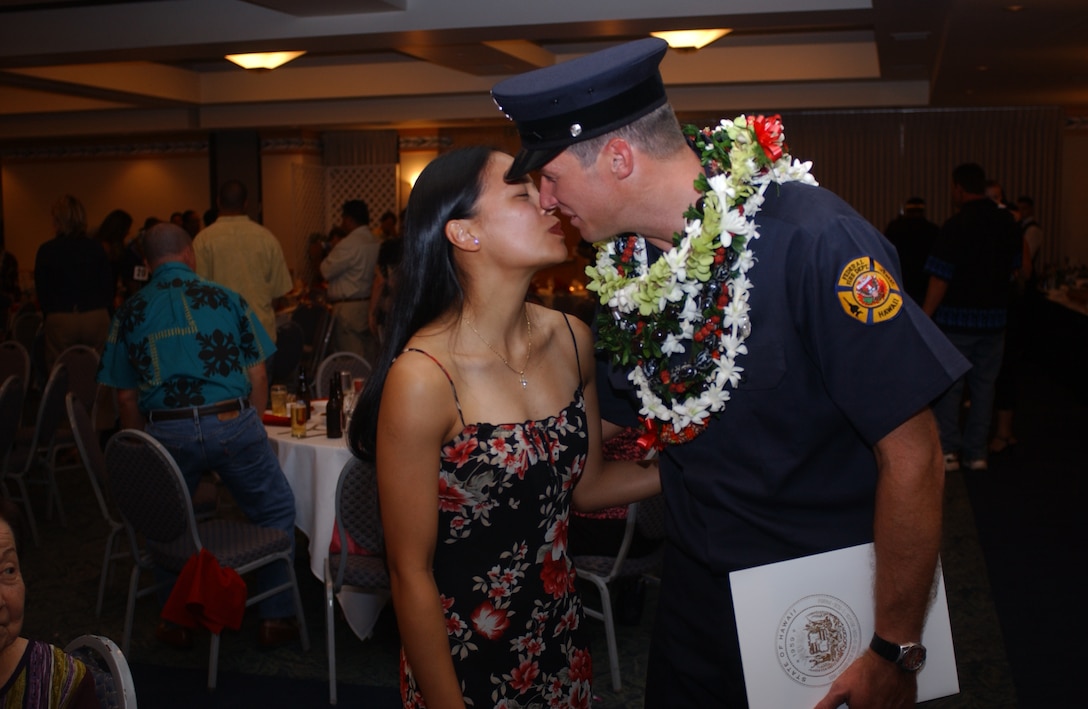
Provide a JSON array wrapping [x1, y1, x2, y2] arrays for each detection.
[[492, 37, 669, 180]]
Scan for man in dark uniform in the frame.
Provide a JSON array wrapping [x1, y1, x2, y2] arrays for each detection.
[[493, 39, 968, 707]]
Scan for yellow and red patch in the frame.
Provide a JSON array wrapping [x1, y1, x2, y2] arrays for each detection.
[[835, 257, 903, 324]]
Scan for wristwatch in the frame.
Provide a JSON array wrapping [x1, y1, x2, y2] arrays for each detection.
[[869, 633, 927, 672]]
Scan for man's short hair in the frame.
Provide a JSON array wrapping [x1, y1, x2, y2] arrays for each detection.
[[952, 163, 986, 195], [342, 200, 370, 226], [565, 102, 686, 169], [217, 180, 248, 211], [142, 222, 192, 267]]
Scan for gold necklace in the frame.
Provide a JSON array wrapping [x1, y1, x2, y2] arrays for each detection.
[[464, 308, 532, 388]]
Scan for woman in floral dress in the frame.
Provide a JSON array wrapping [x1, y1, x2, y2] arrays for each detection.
[[350, 146, 660, 708]]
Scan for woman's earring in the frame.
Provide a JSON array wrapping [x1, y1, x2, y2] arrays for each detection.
[[473, 238, 479, 246]]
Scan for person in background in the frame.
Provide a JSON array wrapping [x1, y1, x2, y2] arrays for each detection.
[[0, 228, 21, 312], [0, 498, 101, 708], [374, 209, 398, 241], [884, 197, 940, 305], [320, 200, 380, 363], [923, 163, 1022, 472], [180, 209, 202, 238], [367, 233, 402, 347], [93, 208, 134, 307], [97, 222, 299, 651], [990, 195, 1045, 454], [492, 38, 968, 707], [193, 180, 293, 345], [348, 146, 659, 706], [33, 194, 114, 370]]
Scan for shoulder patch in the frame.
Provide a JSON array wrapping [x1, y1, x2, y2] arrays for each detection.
[[835, 257, 904, 324]]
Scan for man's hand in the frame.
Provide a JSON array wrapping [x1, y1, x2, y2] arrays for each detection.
[[813, 651, 917, 709]]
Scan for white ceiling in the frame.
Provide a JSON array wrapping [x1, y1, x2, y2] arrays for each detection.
[[0, 0, 1085, 142]]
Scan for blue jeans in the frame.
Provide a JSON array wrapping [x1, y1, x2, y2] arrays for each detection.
[[147, 406, 297, 618], [931, 329, 1004, 463]]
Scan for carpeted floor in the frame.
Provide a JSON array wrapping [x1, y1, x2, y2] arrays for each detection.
[[16, 350, 1081, 707]]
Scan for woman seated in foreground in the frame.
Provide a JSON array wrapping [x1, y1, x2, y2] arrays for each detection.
[[349, 146, 660, 708], [0, 499, 100, 708]]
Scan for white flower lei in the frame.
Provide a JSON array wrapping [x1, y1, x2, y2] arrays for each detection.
[[586, 115, 817, 447]]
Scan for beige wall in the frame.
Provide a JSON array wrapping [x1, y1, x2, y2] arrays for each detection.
[[2, 154, 208, 293]]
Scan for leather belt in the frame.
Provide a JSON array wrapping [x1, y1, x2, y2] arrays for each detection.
[[147, 398, 250, 422], [328, 297, 368, 304]]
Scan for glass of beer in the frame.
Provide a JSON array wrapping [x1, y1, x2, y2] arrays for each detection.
[[270, 385, 288, 416], [288, 402, 307, 438]]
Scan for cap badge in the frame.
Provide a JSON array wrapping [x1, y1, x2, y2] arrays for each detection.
[[569, 123, 583, 138], [836, 256, 903, 324]]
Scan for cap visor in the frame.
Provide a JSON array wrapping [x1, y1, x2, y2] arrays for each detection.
[[505, 146, 563, 182]]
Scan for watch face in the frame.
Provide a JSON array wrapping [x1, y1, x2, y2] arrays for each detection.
[[900, 644, 927, 672]]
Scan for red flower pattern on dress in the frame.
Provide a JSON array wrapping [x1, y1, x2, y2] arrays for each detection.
[[471, 601, 510, 640], [402, 390, 590, 706]]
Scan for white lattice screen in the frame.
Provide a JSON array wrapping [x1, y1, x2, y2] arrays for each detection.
[[326, 164, 399, 233], [289, 163, 399, 285]]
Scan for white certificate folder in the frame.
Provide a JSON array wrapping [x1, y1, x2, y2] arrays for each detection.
[[729, 543, 959, 708]]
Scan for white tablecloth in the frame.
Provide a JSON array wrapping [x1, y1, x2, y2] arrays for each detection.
[[266, 424, 390, 640]]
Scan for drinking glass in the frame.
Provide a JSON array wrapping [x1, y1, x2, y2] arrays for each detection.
[[270, 384, 288, 416], [289, 402, 307, 438]]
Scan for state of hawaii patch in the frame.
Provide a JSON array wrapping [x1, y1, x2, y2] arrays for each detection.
[[835, 257, 903, 324]]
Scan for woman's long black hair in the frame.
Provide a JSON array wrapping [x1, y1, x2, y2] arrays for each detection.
[[348, 145, 496, 461]]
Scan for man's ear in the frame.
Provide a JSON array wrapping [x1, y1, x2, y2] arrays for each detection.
[[445, 219, 480, 252], [603, 137, 635, 180]]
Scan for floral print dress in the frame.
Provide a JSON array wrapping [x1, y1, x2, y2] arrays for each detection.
[[401, 323, 592, 708]]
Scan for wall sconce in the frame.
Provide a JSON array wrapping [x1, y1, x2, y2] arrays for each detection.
[[651, 29, 731, 51], [225, 51, 306, 71]]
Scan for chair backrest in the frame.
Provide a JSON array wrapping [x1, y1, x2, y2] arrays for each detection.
[[315, 351, 371, 397], [104, 430, 200, 559], [634, 493, 667, 543], [23, 364, 69, 465], [66, 391, 116, 525], [9, 310, 42, 355], [335, 457, 384, 557], [54, 344, 101, 415], [0, 375, 25, 468], [0, 340, 30, 386], [64, 634, 137, 709]]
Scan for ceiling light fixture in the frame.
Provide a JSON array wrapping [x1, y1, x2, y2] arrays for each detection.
[[225, 51, 306, 71], [651, 29, 731, 51]]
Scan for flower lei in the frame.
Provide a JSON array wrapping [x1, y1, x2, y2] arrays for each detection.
[[586, 114, 817, 448]]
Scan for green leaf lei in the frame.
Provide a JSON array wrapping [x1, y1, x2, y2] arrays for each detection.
[[585, 115, 817, 447]]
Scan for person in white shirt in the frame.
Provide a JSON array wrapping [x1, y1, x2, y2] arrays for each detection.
[[320, 199, 380, 363]]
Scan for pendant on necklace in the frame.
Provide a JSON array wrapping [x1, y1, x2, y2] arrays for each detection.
[[520, 375, 527, 388]]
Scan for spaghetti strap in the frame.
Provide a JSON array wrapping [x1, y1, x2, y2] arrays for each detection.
[[403, 347, 466, 429], [560, 312, 583, 389]]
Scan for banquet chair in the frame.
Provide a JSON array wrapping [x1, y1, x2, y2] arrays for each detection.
[[104, 429, 311, 689], [68, 390, 220, 617], [0, 340, 30, 392], [0, 375, 26, 502], [64, 634, 137, 709], [325, 457, 389, 705], [314, 351, 371, 398], [572, 493, 667, 691], [3, 364, 69, 546], [49, 344, 103, 476]]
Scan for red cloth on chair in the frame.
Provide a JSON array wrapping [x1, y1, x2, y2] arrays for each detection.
[[161, 548, 247, 633], [328, 518, 372, 556]]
